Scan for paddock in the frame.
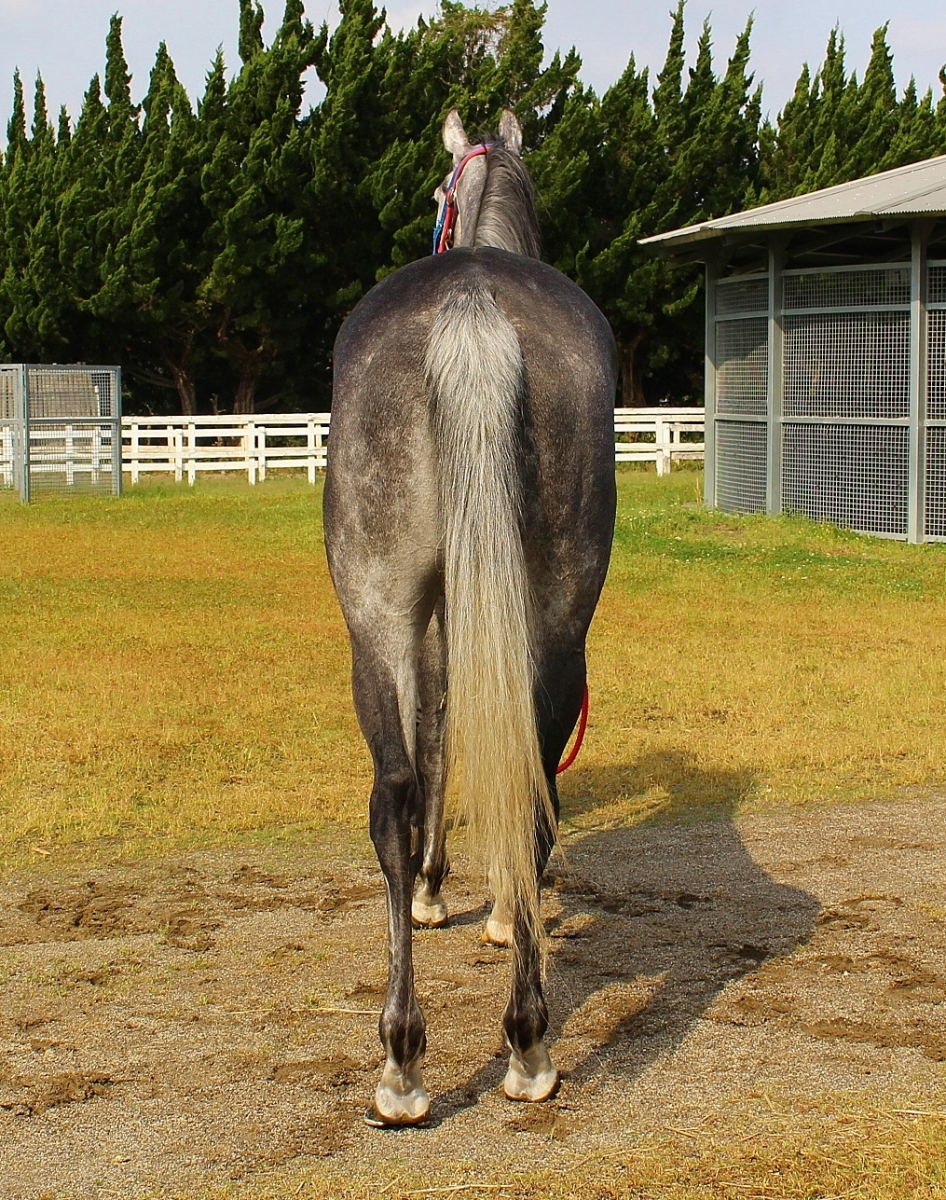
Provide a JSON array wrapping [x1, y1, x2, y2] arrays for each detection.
[[1, 473, 945, 1196]]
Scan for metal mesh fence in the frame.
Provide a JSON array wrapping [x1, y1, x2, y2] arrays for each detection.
[[782, 423, 909, 535], [0, 365, 122, 499], [783, 311, 910, 419], [716, 318, 768, 414], [716, 277, 768, 315], [929, 311, 946, 419], [783, 266, 910, 310], [0, 369, 15, 421], [928, 265, 946, 305], [716, 420, 767, 513], [0, 368, 21, 494], [928, 427, 946, 538], [27, 368, 103, 418], [28, 423, 119, 496], [0, 422, 14, 491]]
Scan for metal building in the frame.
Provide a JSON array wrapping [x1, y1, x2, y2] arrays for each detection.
[[641, 155, 946, 542], [0, 364, 122, 501]]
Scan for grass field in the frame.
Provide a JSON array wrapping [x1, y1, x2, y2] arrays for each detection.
[[3, 470, 946, 1199], [1, 468, 945, 862]]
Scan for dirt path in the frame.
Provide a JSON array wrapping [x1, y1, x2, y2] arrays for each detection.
[[2, 797, 946, 1199]]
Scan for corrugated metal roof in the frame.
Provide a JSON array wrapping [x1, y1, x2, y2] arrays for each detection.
[[640, 153, 946, 252]]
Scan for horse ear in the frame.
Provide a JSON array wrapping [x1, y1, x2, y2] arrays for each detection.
[[498, 109, 523, 155], [443, 109, 471, 162]]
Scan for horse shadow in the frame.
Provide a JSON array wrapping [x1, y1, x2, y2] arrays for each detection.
[[434, 749, 820, 1119]]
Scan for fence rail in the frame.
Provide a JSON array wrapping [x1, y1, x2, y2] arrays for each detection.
[[3, 408, 705, 490]]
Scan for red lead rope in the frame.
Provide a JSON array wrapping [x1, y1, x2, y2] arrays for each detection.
[[556, 685, 589, 774]]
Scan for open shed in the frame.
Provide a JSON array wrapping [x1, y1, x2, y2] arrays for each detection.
[[641, 155, 946, 542]]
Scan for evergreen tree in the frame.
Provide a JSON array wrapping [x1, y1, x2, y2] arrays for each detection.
[[199, 0, 322, 411]]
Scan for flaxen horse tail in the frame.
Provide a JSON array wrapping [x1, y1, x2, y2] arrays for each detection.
[[426, 278, 553, 950]]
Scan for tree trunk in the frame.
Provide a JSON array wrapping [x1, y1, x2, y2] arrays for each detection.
[[216, 309, 266, 414], [161, 335, 198, 416], [618, 332, 647, 407], [170, 365, 197, 415], [232, 359, 259, 414]]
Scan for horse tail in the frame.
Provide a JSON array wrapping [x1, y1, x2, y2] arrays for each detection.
[[426, 278, 553, 950]]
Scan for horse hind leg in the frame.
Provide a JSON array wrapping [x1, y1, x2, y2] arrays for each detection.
[[412, 600, 449, 929], [503, 895, 559, 1103], [502, 651, 584, 1100], [350, 630, 430, 1126]]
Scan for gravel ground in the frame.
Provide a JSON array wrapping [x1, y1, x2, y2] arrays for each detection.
[[2, 796, 946, 1198]]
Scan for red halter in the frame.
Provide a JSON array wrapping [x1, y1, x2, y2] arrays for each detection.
[[432, 144, 491, 255]]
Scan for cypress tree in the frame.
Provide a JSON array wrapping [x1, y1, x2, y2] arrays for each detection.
[[199, 0, 322, 411]]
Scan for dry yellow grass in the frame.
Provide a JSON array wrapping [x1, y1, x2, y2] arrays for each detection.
[[1, 470, 945, 863], [170, 1097, 946, 1198], [568, 469, 946, 832], [0, 478, 366, 858]]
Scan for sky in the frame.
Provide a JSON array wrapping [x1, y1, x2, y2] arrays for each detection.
[[1, 0, 945, 133]]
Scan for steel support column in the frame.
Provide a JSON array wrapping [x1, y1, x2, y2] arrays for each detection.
[[704, 258, 717, 508], [766, 241, 786, 514], [908, 221, 931, 542]]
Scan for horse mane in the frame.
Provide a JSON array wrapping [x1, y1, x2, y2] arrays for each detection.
[[472, 144, 542, 259]]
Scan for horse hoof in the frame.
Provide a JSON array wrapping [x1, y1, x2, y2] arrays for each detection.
[[364, 1104, 430, 1128], [373, 1061, 430, 1126], [481, 914, 513, 947], [503, 1044, 560, 1103], [411, 892, 448, 928]]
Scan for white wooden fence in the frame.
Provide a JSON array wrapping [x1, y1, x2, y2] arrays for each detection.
[[3, 408, 704, 489], [123, 413, 331, 485], [613, 407, 705, 475]]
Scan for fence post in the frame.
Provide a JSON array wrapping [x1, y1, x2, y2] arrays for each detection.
[[307, 416, 317, 485], [257, 422, 267, 483], [246, 421, 257, 485], [187, 421, 197, 485], [111, 368, 123, 496], [655, 414, 668, 476]]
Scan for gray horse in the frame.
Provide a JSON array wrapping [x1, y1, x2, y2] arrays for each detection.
[[323, 109, 616, 1126]]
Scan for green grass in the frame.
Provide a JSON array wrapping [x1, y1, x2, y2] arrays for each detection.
[[1, 469, 945, 862]]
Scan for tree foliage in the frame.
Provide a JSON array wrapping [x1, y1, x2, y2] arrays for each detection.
[[0, 2, 944, 412]]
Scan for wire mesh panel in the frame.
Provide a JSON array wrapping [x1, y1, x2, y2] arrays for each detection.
[[927, 427, 946, 539], [716, 420, 767, 513], [0, 366, 23, 494], [782, 423, 909, 536], [783, 266, 910, 310], [24, 366, 122, 499], [716, 318, 768, 414], [783, 311, 909, 419], [929, 311, 946, 419], [928, 265, 946, 305], [716, 276, 768, 316]]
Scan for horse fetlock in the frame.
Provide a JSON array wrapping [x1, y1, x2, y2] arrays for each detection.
[[482, 899, 513, 947], [371, 1057, 430, 1126], [412, 882, 448, 928], [503, 1041, 559, 1103]]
